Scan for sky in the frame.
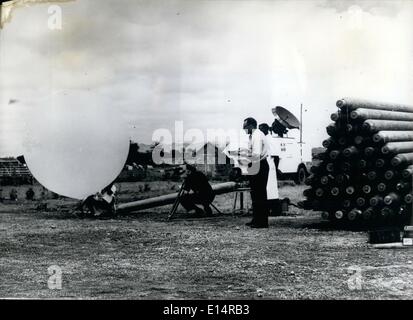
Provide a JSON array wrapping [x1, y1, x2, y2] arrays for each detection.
[[1, 0, 413, 157]]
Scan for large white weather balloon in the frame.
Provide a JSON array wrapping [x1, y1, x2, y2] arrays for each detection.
[[23, 91, 130, 200]]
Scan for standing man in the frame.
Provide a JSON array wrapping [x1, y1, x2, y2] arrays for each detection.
[[179, 163, 215, 216], [259, 123, 281, 216], [240, 118, 270, 228]]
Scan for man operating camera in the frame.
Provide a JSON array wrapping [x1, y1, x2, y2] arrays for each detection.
[[179, 163, 215, 217]]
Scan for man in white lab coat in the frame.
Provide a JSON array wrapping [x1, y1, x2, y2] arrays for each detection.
[[259, 123, 281, 216], [240, 118, 270, 228]]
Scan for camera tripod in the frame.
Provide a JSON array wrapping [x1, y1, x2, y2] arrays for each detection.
[[167, 182, 222, 221]]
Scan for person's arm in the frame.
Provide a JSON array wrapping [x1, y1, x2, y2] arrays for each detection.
[[249, 132, 263, 162], [238, 151, 260, 165], [198, 172, 213, 195], [183, 176, 191, 191]]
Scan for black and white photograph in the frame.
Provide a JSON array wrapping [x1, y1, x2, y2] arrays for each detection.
[[0, 0, 412, 307]]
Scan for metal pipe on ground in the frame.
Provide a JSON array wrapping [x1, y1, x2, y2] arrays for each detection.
[[305, 97, 413, 228], [116, 182, 238, 213], [402, 165, 413, 178], [391, 153, 413, 167], [330, 112, 340, 121], [362, 120, 413, 133], [381, 142, 413, 155], [350, 108, 413, 121], [337, 98, 413, 113], [373, 131, 413, 143]]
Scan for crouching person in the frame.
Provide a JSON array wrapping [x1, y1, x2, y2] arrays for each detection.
[[79, 184, 117, 218], [179, 164, 215, 217]]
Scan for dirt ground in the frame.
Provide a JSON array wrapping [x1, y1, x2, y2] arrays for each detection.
[[0, 181, 412, 299]]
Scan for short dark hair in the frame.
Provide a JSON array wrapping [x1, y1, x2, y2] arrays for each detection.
[[258, 123, 270, 135], [184, 163, 196, 172], [243, 117, 257, 128], [259, 123, 270, 131]]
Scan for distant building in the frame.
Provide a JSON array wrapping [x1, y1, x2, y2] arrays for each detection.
[[184, 142, 232, 178], [0, 157, 33, 185], [125, 141, 153, 167], [150, 141, 233, 179]]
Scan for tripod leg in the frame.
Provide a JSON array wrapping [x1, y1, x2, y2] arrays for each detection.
[[168, 195, 180, 220], [168, 185, 185, 220], [210, 203, 222, 215], [170, 192, 180, 214], [233, 192, 238, 211]]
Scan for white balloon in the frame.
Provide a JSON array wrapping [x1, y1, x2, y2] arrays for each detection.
[[23, 91, 130, 200]]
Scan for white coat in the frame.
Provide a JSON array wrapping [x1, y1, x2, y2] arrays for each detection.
[[265, 135, 279, 200]]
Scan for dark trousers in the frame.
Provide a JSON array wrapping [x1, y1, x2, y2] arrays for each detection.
[[248, 159, 270, 226], [180, 193, 215, 214], [268, 199, 282, 216]]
